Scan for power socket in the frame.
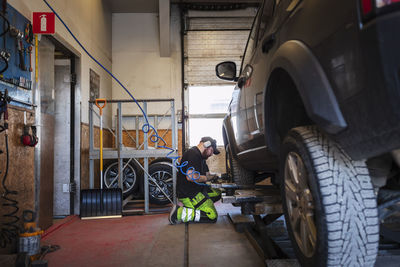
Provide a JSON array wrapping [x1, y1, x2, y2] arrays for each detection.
[[62, 184, 70, 193]]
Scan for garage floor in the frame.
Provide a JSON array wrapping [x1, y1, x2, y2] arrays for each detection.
[[42, 203, 264, 267], [41, 202, 400, 267]]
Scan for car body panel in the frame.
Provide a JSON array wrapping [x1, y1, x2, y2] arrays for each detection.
[[220, 0, 400, 174]]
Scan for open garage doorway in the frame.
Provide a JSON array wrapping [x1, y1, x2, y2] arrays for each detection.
[[188, 85, 234, 146], [36, 36, 80, 229], [182, 5, 257, 149]]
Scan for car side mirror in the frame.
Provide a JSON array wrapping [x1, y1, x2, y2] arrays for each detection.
[[215, 61, 237, 81]]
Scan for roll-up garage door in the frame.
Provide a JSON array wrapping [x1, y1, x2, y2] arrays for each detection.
[[184, 8, 257, 86]]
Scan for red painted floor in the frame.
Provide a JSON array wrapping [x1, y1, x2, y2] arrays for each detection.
[[40, 203, 264, 267], [42, 214, 171, 267]]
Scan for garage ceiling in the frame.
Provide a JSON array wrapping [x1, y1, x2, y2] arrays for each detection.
[[105, 0, 260, 13]]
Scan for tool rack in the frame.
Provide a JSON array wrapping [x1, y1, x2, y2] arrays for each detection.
[[88, 99, 178, 214]]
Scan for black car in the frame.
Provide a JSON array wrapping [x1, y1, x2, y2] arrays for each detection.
[[216, 0, 400, 266]]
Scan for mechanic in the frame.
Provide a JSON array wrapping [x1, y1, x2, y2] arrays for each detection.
[[169, 136, 221, 224]]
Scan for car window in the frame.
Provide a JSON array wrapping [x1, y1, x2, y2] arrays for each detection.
[[240, 4, 263, 75], [258, 0, 276, 43]]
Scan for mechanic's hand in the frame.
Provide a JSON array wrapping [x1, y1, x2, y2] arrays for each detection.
[[220, 173, 230, 180], [209, 174, 220, 183]]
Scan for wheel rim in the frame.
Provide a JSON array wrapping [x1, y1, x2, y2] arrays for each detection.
[[284, 152, 317, 257], [104, 162, 137, 194], [149, 170, 173, 201]]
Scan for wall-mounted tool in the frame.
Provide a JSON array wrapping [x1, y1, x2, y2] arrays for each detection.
[[21, 125, 38, 147], [21, 111, 38, 147], [10, 26, 26, 71], [24, 22, 33, 44], [27, 45, 32, 72], [18, 39, 26, 71]]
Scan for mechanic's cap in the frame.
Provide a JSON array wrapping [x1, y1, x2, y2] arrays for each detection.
[[200, 136, 220, 155]]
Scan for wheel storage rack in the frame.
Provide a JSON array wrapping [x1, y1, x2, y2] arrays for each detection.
[[88, 99, 178, 214]]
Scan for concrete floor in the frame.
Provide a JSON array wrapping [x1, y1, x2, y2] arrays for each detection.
[[40, 203, 400, 267], [41, 203, 264, 267]]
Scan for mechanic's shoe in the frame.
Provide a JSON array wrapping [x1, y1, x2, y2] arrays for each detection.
[[169, 204, 180, 225]]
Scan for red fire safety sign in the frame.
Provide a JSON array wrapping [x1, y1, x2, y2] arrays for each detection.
[[32, 12, 55, 34]]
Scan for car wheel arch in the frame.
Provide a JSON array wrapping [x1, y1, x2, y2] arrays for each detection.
[[267, 40, 346, 131], [222, 117, 240, 160], [263, 40, 348, 152], [264, 68, 312, 154]]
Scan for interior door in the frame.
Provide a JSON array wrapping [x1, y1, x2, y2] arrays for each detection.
[[37, 37, 55, 229]]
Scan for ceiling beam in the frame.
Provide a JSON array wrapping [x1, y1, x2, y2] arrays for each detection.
[[159, 0, 170, 57]]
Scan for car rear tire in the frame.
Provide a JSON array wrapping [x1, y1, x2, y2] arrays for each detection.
[[226, 144, 254, 185], [281, 126, 379, 267]]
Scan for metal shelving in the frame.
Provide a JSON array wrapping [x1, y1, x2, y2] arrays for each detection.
[[88, 99, 178, 214]]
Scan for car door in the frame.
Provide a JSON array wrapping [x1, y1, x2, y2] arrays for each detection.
[[244, 0, 276, 148], [232, 5, 263, 152]]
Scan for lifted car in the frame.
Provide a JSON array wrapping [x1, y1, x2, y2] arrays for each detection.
[[216, 0, 400, 266]]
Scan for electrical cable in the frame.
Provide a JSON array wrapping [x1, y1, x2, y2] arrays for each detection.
[[39, 244, 60, 260], [42, 0, 208, 186], [0, 11, 9, 37], [0, 52, 8, 74], [0, 10, 9, 74]]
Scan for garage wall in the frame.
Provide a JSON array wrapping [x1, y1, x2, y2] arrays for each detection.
[[112, 6, 182, 117], [0, 107, 35, 254], [9, 0, 113, 126], [1, 0, 113, 233]]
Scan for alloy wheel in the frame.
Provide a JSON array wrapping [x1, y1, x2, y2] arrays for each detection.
[[149, 170, 173, 201], [104, 162, 137, 194], [284, 152, 317, 257]]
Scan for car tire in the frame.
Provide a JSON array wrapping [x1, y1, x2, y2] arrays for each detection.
[[104, 161, 139, 197], [226, 144, 254, 185], [148, 162, 174, 205], [281, 126, 379, 267]]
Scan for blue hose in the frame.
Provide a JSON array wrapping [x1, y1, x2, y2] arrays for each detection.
[[42, 0, 207, 186]]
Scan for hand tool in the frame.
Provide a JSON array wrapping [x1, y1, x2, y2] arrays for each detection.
[[27, 46, 32, 72], [10, 26, 26, 71]]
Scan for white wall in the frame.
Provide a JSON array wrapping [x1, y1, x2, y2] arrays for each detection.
[[9, 0, 113, 126], [112, 6, 182, 128]]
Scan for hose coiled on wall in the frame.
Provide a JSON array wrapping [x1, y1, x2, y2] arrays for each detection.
[[0, 134, 20, 248], [42, 0, 208, 186]]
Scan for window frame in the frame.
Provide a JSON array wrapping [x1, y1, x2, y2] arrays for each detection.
[[239, 1, 265, 75]]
